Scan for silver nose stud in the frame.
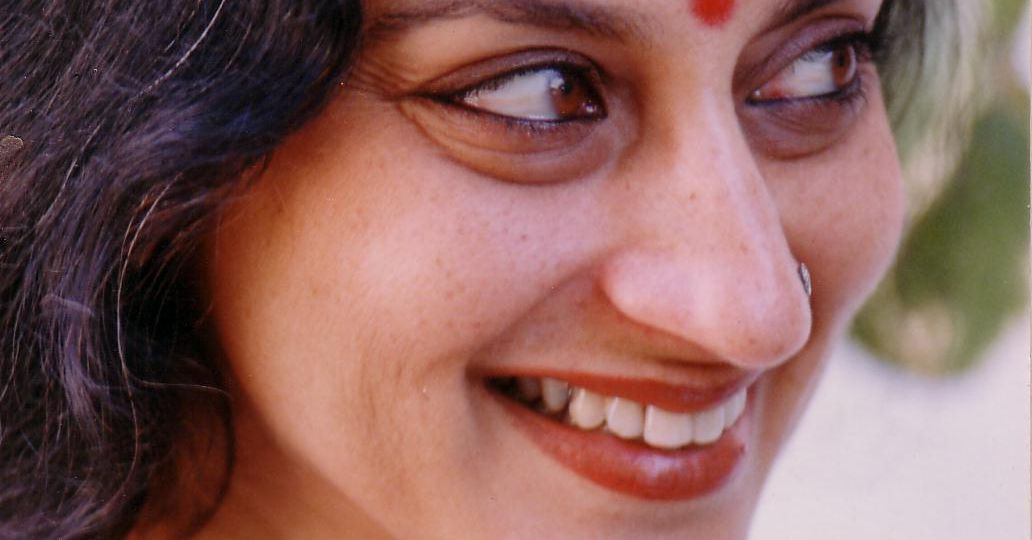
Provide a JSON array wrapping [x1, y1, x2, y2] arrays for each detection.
[[798, 262, 812, 298]]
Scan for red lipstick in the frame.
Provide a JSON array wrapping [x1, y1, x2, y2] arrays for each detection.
[[482, 374, 753, 500]]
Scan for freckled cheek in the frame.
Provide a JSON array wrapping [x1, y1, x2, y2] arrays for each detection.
[[342, 192, 599, 354], [293, 103, 608, 356]]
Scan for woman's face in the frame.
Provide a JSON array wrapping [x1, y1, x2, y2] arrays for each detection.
[[203, 0, 902, 538]]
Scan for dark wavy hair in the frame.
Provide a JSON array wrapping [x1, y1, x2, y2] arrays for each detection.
[[0, 1, 944, 538], [1, 1, 360, 538]]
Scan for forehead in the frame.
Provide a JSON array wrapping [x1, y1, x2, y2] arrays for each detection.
[[362, 0, 885, 45]]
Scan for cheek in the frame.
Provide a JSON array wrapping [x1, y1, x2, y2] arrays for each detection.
[[204, 96, 611, 507], [753, 110, 903, 468], [772, 116, 904, 330], [278, 98, 618, 366]]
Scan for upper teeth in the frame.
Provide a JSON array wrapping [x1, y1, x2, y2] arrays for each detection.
[[508, 377, 747, 450]]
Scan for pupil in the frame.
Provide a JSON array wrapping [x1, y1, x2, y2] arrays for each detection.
[[832, 46, 856, 85], [549, 72, 573, 95], [548, 69, 594, 118]]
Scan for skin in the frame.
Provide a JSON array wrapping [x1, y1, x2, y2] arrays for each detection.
[[193, 0, 903, 538]]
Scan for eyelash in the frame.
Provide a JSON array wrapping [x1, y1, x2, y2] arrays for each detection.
[[746, 31, 876, 109], [442, 61, 607, 126], [440, 31, 879, 126]]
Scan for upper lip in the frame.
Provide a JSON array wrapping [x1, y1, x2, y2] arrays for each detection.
[[475, 367, 762, 413]]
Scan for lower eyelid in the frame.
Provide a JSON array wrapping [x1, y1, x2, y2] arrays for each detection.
[[757, 80, 868, 125], [740, 68, 874, 159], [405, 98, 595, 152], [747, 90, 854, 112], [398, 92, 625, 184], [436, 98, 603, 139]]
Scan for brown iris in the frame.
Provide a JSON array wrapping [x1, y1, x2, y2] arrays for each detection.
[[546, 67, 602, 119], [830, 43, 858, 88]]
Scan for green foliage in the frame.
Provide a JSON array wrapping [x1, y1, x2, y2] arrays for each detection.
[[992, 0, 1027, 35], [854, 102, 1030, 374]]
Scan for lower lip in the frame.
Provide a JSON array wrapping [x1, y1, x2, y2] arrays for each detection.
[[487, 385, 750, 501]]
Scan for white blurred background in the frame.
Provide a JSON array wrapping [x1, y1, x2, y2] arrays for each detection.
[[752, 314, 1030, 539]]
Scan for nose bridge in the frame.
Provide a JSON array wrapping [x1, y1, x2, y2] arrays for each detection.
[[600, 95, 811, 367], [675, 105, 778, 262]]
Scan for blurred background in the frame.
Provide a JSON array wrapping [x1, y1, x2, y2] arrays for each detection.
[[753, 1, 1030, 538]]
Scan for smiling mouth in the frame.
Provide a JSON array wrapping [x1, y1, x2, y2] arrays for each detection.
[[481, 371, 753, 500], [489, 376, 748, 450]]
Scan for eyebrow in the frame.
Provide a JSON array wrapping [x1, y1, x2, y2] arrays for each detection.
[[364, 0, 649, 44]]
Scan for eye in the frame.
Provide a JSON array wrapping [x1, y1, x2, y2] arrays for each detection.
[[749, 37, 865, 103], [738, 29, 877, 158], [456, 65, 605, 122], [403, 54, 619, 184]]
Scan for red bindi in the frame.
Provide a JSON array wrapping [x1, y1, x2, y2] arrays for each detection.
[[691, 0, 735, 27]]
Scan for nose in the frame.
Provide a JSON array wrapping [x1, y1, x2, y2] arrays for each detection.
[[598, 98, 811, 369]]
